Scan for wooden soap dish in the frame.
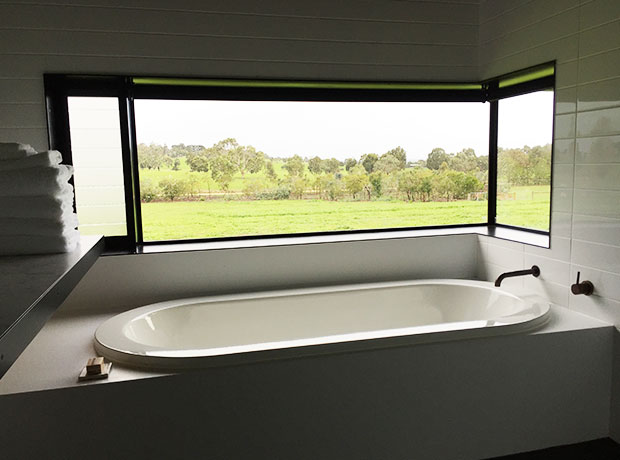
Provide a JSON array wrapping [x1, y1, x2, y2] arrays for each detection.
[[78, 357, 112, 382]]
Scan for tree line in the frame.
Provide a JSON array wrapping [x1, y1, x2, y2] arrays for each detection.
[[137, 139, 550, 202]]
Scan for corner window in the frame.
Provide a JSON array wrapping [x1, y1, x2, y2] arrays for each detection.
[[496, 90, 554, 231], [44, 64, 555, 252]]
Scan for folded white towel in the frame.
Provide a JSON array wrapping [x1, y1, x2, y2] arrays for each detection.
[[0, 164, 73, 196], [0, 188, 74, 219], [0, 150, 62, 171], [0, 143, 37, 160], [0, 214, 79, 237], [0, 230, 79, 256]]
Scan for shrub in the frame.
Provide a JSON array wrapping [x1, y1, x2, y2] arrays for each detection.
[[140, 178, 159, 202], [158, 177, 189, 201], [256, 186, 291, 200], [242, 177, 268, 199]]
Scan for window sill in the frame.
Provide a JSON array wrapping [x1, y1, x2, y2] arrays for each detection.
[[123, 225, 548, 255]]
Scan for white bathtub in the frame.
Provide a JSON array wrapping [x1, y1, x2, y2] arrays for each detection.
[[94, 279, 550, 370]]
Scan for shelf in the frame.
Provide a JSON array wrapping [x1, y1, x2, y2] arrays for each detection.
[[0, 235, 104, 379]]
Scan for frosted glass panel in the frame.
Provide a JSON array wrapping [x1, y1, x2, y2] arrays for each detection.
[[68, 97, 127, 236]]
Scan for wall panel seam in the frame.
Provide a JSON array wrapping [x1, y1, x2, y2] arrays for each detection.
[[576, 103, 620, 114], [577, 75, 620, 87], [572, 261, 620, 276], [0, 27, 478, 48], [575, 133, 620, 140], [481, 31, 580, 63], [578, 45, 620, 62], [479, 5, 581, 46], [578, 17, 620, 35], [0, 53, 478, 68], [0, 2, 479, 26], [479, 0, 537, 26]]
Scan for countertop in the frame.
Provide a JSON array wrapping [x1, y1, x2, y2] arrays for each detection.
[[0, 235, 104, 378]]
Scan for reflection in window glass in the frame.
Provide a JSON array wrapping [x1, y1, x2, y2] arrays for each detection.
[[496, 91, 554, 230], [133, 100, 489, 241], [67, 97, 127, 236]]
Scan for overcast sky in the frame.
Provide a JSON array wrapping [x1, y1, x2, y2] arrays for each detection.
[[134, 91, 553, 162]]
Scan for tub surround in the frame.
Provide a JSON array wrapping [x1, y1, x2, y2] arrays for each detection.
[[0, 300, 606, 396], [0, 235, 103, 378], [0, 303, 612, 460]]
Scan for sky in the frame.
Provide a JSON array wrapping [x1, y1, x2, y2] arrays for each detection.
[[134, 91, 553, 162]]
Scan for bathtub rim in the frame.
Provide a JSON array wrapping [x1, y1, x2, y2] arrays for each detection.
[[94, 279, 551, 370]]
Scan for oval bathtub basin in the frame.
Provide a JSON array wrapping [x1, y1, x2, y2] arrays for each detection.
[[94, 279, 550, 369]]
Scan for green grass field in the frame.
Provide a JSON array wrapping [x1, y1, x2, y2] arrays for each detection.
[[139, 159, 550, 241], [141, 195, 549, 241]]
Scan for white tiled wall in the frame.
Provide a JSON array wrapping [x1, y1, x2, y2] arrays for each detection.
[[0, 0, 479, 151], [477, 0, 620, 327]]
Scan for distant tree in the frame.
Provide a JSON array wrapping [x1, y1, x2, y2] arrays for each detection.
[[170, 143, 205, 158], [476, 155, 489, 172], [186, 147, 211, 173], [368, 171, 384, 198], [360, 153, 379, 173], [426, 148, 452, 170], [449, 148, 478, 173], [452, 172, 483, 199], [343, 165, 369, 199], [264, 160, 278, 181], [374, 154, 401, 175], [283, 155, 305, 177], [231, 144, 265, 176], [209, 154, 237, 191], [324, 177, 344, 200], [138, 143, 171, 170], [497, 144, 551, 186], [287, 176, 308, 199], [308, 156, 323, 175], [344, 158, 358, 171], [313, 174, 330, 198], [321, 158, 341, 175], [383, 146, 407, 169], [185, 172, 202, 197], [397, 168, 434, 202]]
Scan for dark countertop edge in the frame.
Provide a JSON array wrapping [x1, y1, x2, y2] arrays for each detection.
[[0, 236, 104, 379]]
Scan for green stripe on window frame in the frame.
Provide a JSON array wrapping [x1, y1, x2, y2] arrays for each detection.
[[132, 78, 482, 91], [499, 65, 555, 88]]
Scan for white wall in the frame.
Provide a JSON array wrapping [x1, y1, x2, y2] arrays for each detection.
[[0, 0, 479, 151], [476, 0, 620, 441], [477, 0, 620, 333]]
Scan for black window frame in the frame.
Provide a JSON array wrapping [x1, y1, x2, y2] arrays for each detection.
[[44, 63, 555, 254]]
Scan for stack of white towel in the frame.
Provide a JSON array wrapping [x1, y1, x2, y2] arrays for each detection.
[[0, 142, 80, 255]]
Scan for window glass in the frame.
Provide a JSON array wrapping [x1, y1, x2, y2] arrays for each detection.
[[67, 97, 127, 236], [496, 91, 554, 230], [133, 99, 489, 241]]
